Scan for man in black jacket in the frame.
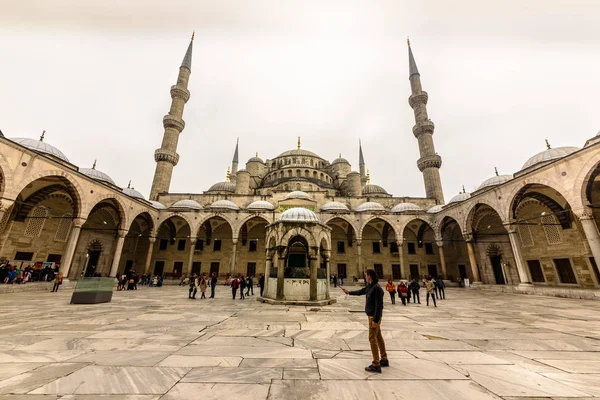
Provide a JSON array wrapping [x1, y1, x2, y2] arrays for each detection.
[[343, 269, 388, 373]]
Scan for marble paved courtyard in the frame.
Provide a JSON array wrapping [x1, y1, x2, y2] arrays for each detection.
[[1, 286, 600, 400]]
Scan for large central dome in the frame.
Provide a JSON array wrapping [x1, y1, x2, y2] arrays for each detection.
[[276, 148, 322, 159]]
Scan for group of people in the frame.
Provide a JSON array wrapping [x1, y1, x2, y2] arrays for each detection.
[[385, 276, 446, 307], [117, 271, 140, 291], [1, 264, 58, 284]]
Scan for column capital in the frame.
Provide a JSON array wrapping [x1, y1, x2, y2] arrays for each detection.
[[188, 236, 197, 244], [463, 232, 474, 242], [321, 249, 331, 259], [0, 198, 15, 211], [232, 238, 238, 245], [577, 213, 595, 221], [148, 236, 157, 243], [436, 240, 444, 248], [72, 217, 87, 228], [117, 229, 128, 239]]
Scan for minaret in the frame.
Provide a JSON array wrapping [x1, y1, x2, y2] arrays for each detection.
[[408, 39, 444, 204], [230, 138, 239, 183], [149, 33, 194, 200], [358, 139, 366, 182]]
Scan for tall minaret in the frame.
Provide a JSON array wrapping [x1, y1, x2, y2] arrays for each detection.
[[230, 138, 239, 183], [408, 39, 444, 204], [358, 139, 366, 182], [149, 33, 194, 200]]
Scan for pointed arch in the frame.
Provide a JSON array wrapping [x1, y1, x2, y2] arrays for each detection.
[[85, 195, 128, 230]]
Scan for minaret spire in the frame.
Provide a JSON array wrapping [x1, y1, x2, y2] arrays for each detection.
[[408, 39, 445, 204], [230, 138, 239, 183], [359, 139, 366, 181], [149, 34, 194, 200]]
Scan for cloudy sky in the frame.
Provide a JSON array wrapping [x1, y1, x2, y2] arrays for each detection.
[[1, 0, 599, 200]]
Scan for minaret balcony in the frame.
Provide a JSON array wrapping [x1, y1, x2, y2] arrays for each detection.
[[412, 120, 435, 137], [409, 91, 428, 108], [154, 149, 180, 166], [163, 115, 185, 132], [417, 154, 442, 171], [170, 85, 191, 102]]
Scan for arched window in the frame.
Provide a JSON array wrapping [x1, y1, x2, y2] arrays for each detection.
[[296, 184, 301, 190], [310, 160, 313, 166], [296, 170, 301, 177], [302, 158, 306, 164], [24, 206, 48, 237], [541, 215, 562, 245], [293, 158, 297, 164], [288, 170, 292, 177], [320, 173, 324, 180], [54, 213, 72, 242], [313, 171, 317, 179], [284, 184, 289, 191], [305, 170, 309, 177]]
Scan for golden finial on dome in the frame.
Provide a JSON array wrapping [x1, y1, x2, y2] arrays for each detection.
[[226, 166, 230, 182], [462, 185, 466, 193], [494, 166, 498, 176], [92, 160, 97, 170], [545, 139, 551, 150], [255, 152, 258, 157], [297, 136, 301, 150], [339, 153, 342, 158], [39, 130, 46, 142], [127, 180, 131, 189], [367, 169, 371, 184]]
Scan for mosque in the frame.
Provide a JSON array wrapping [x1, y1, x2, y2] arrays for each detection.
[[1, 35, 599, 301]]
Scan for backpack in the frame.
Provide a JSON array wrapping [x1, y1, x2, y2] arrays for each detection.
[[232, 279, 238, 289]]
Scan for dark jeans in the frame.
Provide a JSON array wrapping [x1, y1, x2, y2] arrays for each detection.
[[210, 284, 216, 298], [51, 283, 60, 292], [427, 292, 437, 306], [200, 291, 206, 299], [389, 291, 395, 304], [400, 293, 407, 305], [439, 287, 445, 299], [412, 290, 420, 303], [240, 288, 245, 299], [189, 287, 197, 298], [232, 288, 237, 299], [260, 285, 264, 297]]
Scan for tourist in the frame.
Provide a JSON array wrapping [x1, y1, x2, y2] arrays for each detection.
[[343, 269, 388, 373], [210, 272, 218, 298], [258, 274, 265, 297], [398, 281, 409, 306], [433, 277, 440, 299], [246, 275, 254, 296], [437, 277, 446, 299], [385, 278, 396, 304], [231, 276, 239, 299], [199, 274, 207, 299], [189, 273, 198, 299], [239, 275, 246, 299], [409, 279, 421, 304], [51, 270, 63, 292], [426, 276, 437, 307], [333, 275, 337, 288], [157, 275, 163, 287]]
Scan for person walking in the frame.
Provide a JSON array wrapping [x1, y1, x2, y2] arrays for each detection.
[[343, 269, 388, 373], [385, 278, 396, 305], [258, 274, 265, 297], [426, 276, 437, 307], [188, 274, 198, 299], [398, 281, 409, 306], [231, 276, 239, 299], [239, 275, 246, 300], [210, 272, 217, 298], [437, 277, 446, 300], [409, 279, 421, 304], [199, 275, 208, 299], [51, 271, 63, 292], [246, 275, 254, 296]]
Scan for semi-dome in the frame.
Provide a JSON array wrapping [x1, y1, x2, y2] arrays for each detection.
[[150, 201, 167, 210], [355, 202, 386, 212], [391, 203, 422, 213], [210, 199, 240, 210], [448, 192, 471, 204], [362, 184, 388, 195], [171, 199, 202, 210], [283, 191, 312, 200], [320, 201, 350, 212], [208, 181, 236, 192], [521, 146, 579, 170], [247, 200, 275, 211], [80, 168, 115, 185], [122, 187, 145, 200], [427, 205, 443, 213], [331, 156, 350, 165], [477, 174, 513, 190], [279, 207, 319, 222], [10, 137, 69, 162], [276, 149, 321, 159]]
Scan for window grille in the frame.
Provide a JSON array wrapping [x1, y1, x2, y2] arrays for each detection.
[[517, 224, 534, 247], [54, 213, 72, 242], [541, 215, 562, 245], [24, 206, 48, 237]]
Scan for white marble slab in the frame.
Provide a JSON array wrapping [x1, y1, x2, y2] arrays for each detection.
[[161, 383, 269, 400], [158, 355, 242, 367], [537, 359, 600, 373], [182, 367, 282, 383], [67, 351, 170, 366], [0, 363, 87, 394], [540, 373, 600, 397], [318, 359, 467, 380]]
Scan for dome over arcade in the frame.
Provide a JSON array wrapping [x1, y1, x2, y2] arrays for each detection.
[[391, 202, 422, 213], [247, 200, 275, 211], [171, 199, 202, 210], [247, 154, 264, 163], [362, 184, 388, 195], [331, 155, 350, 165], [150, 201, 167, 209], [283, 191, 312, 201], [448, 191, 471, 204], [320, 201, 350, 212], [210, 199, 240, 210], [80, 162, 115, 185], [279, 207, 319, 222], [122, 182, 145, 200], [427, 205, 443, 213], [10, 134, 69, 162], [208, 181, 236, 192], [521, 144, 579, 171], [355, 201, 386, 212], [478, 173, 513, 190]]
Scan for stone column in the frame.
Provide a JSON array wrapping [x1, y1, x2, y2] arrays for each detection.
[[144, 237, 156, 274], [0, 199, 15, 258], [356, 239, 364, 278], [186, 237, 197, 276], [322, 250, 331, 300], [507, 228, 532, 284], [397, 240, 406, 279], [579, 214, 600, 268], [60, 218, 86, 280], [229, 238, 238, 276], [309, 251, 318, 301], [276, 252, 285, 300], [465, 235, 481, 283], [264, 248, 274, 298], [109, 230, 128, 277], [436, 240, 448, 279]]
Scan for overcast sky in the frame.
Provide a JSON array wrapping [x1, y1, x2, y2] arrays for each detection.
[[1, 0, 599, 200]]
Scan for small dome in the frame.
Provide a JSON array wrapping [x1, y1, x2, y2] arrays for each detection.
[[208, 181, 236, 192], [80, 168, 115, 185], [210, 199, 240, 210], [284, 191, 312, 200], [347, 171, 360, 175], [171, 199, 202, 210], [331, 156, 350, 165], [321, 201, 350, 212], [448, 192, 471, 204], [362, 184, 388, 195], [10, 137, 69, 162], [427, 205, 443, 214], [355, 202, 386, 212], [247, 156, 264, 164], [279, 207, 319, 222], [237, 168, 249, 173], [150, 201, 166, 210], [477, 174, 513, 190], [247, 200, 275, 211], [391, 203, 422, 213], [122, 187, 145, 200], [521, 146, 579, 170]]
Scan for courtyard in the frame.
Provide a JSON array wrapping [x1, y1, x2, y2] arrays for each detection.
[[0, 286, 599, 399]]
